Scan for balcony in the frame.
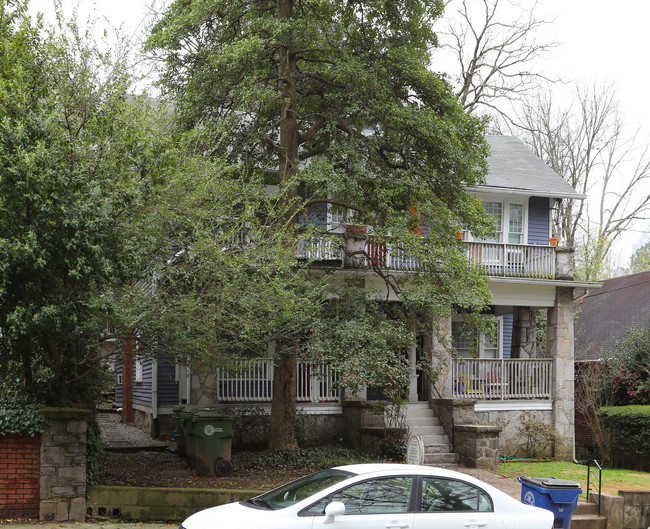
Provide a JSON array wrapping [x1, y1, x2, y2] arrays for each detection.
[[297, 235, 557, 279]]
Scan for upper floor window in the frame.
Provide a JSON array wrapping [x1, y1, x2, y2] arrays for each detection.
[[478, 199, 526, 244]]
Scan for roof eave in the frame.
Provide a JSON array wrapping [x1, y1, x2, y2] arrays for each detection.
[[469, 186, 587, 201]]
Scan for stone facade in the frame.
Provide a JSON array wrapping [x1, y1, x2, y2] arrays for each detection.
[[547, 286, 576, 460], [454, 425, 502, 470], [38, 408, 91, 523]]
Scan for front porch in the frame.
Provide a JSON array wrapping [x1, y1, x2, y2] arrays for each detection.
[[213, 357, 551, 404]]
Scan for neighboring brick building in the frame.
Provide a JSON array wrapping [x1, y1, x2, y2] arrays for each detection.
[[0, 434, 41, 519]]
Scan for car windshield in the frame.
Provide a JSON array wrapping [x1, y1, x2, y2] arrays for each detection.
[[245, 469, 355, 510]]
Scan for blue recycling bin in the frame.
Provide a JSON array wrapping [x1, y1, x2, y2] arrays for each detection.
[[519, 477, 582, 529]]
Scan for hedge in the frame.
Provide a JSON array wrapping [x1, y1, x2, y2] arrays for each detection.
[[0, 406, 48, 436], [597, 405, 650, 463]]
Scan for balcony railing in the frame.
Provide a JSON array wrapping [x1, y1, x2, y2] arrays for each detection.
[[216, 359, 340, 403], [463, 241, 556, 279], [298, 235, 556, 279], [451, 358, 552, 400]]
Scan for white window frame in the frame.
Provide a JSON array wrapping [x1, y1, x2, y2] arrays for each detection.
[[451, 315, 504, 359], [326, 203, 352, 233], [470, 195, 528, 245], [135, 356, 144, 383]]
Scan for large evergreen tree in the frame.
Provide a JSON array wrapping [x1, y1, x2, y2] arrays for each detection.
[[145, 0, 495, 449], [0, 1, 167, 407]]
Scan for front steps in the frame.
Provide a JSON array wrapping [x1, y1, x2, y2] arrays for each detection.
[[406, 402, 458, 467], [571, 502, 608, 529]]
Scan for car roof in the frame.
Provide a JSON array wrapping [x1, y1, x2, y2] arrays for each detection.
[[333, 463, 468, 479]]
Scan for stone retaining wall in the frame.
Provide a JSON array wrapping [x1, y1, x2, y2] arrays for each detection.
[[0, 434, 41, 519], [87, 486, 262, 522]]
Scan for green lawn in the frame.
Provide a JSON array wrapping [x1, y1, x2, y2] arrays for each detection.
[[497, 460, 650, 499]]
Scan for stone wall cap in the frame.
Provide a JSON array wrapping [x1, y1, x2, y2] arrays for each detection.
[[455, 424, 503, 433], [39, 407, 93, 420]]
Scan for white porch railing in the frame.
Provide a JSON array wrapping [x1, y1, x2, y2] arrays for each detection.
[[451, 358, 552, 400], [216, 359, 340, 403], [463, 242, 556, 279], [297, 237, 343, 261], [298, 235, 556, 279]]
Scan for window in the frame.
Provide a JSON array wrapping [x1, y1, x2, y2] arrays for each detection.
[[327, 204, 352, 233], [420, 478, 492, 512], [451, 317, 502, 359], [135, 356, 143, 383], [303, 477, 414, 516], [476, 199, 526, 244], [333, 477, 413, 514]]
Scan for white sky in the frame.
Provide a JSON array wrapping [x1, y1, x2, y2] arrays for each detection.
[[26, 0, 650, 268]]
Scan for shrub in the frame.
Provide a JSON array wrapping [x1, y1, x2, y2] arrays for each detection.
[[597, 405, 650, 457], [513, 412, 559, 459]]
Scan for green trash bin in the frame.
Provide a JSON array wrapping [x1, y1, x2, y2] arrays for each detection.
[[180, 407, 201, 469], [191, 411, 235, 476], [172, 406, 185, 457]]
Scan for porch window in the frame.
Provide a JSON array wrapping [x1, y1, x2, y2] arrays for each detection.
[[451, 318, 502, 359]]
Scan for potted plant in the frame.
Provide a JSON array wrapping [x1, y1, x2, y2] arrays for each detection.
[[345, 224, 367, 234]]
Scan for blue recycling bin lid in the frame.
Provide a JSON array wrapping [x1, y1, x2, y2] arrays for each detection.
[[519, 477, 581, 489]]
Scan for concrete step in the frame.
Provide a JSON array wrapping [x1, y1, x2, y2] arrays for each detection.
[[414, 434, 448, 445], [410, 425, 446, 437], [574, 502, 599, 516], [423, 452, 459, 466], [406, 409, 436, 419], [408, 416, 442, 427], [423, 443, 453, 454], [570, 514, 607, 529]]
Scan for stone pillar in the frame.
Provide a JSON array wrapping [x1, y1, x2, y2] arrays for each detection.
[[39, 408, 91, 522], [511, 306, 537, 358], [547, 286, 575, 460], [454, 425, 502, 470], [431, 316, 452, 397], [555, 247, 574, 280], [343, 225, 367, 268]]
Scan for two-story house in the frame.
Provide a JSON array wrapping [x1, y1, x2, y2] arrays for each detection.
[[114, 135, 598, 462]]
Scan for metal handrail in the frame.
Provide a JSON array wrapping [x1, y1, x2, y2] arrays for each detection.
[[431, 384, 454, 451], [586, 459, 602, 516]]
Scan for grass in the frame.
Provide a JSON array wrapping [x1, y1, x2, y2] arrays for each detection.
[[497, 460, 650, 499]]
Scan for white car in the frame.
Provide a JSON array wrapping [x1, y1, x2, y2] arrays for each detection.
[[180, 463, 553, 529]]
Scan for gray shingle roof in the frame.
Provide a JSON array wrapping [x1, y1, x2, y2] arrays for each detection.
[[574, 271, 650, 360], [475, 136, 586, 200]]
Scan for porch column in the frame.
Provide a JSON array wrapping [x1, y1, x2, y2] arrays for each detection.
[[407, 342, 418, 402], [511, 307, 537, 358], [431, 316, 452, 397], [547, 286, 575, 461]]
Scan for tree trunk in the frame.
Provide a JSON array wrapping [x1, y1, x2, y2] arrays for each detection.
[[267, 0, 300, 451], [268, 352, 298, 450]]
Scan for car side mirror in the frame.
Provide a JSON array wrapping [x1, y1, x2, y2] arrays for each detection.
[[323, 501, 345, 524]]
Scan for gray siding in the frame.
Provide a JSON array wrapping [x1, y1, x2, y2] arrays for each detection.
[[115, 356, 123, 403], [502, 314, 513, 359], [133, 357, 153, 406], [158, 360, 180, 407], [303, 202, 328, 230], [527, 196, 550, 245]]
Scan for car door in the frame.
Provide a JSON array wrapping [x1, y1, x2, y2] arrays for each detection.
[[304, 476, 415, 529], [412, 477, 496, 529]]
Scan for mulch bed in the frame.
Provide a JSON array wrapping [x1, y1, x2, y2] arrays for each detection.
[[95, 450, 304, 490]]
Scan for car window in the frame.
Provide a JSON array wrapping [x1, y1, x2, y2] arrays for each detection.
[[304, 477, 414, 515], [420, 478, 492, 512], [247, 469, 354, 510]]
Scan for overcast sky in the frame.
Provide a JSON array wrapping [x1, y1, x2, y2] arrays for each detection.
[[26, 0, 650, 267]]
